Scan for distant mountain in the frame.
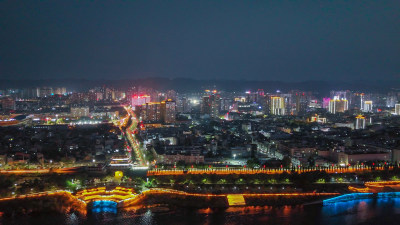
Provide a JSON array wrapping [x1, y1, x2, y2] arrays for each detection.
[[0, 78, 399, 96]]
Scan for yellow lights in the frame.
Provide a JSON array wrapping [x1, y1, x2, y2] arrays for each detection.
[[349, 181, 400, 193], [148, 166, 394, 176], [75, 187, 138, 203], [355, 115, 365, 119], [0, 190, 87, 208], [270, 96, 285, 115], [142, 188, 338, 199], [115, 171, 123, 179], [227, 194, 246, 206]]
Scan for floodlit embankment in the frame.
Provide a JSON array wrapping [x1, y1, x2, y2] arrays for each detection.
[[243, 193, 338, 206], [0, 191, 86, 216], [141, 189, 229, 208], [138, 189, 339, 208]]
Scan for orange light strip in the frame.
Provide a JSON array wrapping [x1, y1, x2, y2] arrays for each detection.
[[147, 167, 392, 176]]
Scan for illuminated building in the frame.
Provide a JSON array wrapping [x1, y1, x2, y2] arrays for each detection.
[[96, 92, 103, 101], [270, 96, 285, 115], [161, 99, 176, 123], [177, 97, 191, 113], [309, 114, 326, 123], [337, 151, 389, 165], [363, 101, 373, 112], [140, 102, 162, 122], [70, 106, 90, 117], [109, 155, 132, 169], [0, 96, 15, 111], [328, 98, 348, 114], [54, 87, 67, 95], [355, 115, 366, 129], [201, 94, 221, 118], [131, 95, 150, 107], [290, 91, 308, 115], [353, 93, 365, 110], [36, 87, 53, 97], [395, 104, 400, 115], [386, 93, 397, 107], [330, 90, 352, 102], [158, 153, 204, 164]]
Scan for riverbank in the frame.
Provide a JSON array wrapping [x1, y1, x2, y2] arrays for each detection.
[[0, 188, 340, 217], [0, 191, 86, 217]]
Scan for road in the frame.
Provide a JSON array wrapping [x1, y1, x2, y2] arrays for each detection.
[[122, 106, 147, 166], [0, 167, 82, 174]]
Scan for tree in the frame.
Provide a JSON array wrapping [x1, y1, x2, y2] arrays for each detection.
[[246, 158, 260, 169], [282, 156, 291, 168]]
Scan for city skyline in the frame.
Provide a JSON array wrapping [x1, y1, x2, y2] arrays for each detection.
[[1, 1, 400, 224]]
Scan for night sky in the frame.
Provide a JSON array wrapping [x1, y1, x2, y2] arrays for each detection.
[[1, 0, 399, 81]]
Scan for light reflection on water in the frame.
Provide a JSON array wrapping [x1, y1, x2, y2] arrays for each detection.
[[2, 198, 400, 225]]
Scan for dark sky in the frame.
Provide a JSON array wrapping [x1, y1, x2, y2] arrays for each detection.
[[1, 0, 399, 81]]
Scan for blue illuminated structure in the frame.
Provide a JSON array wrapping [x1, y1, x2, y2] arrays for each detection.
[[91, 200, 118, 213], [323, 192, 400, 205], [323, 193, 374, 205], [377, 192, 400, 198]]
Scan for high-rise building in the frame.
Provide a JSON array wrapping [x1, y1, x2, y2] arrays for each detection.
[[270, 96, 285, 115], [355, 115, 366, 129], [161, 99, 176, 123], [201, 95, 221, 118], [36, 87, 53, 97], [395, 104, 400, 115], [363, 101, 373, 112], [140, 102, 162, 122], [328, 98, 348, 114], [177, 97, 191, 113], [131, 95, 150, 107]]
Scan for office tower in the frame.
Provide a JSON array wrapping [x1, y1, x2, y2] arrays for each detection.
[[161, 99, 176, 123], [355, 115, 366, 129], [395, 104, 400, 115], [201, 94, 221, 118], [131, 95, 151, 107], [140, 102, 162, 122], [328, 98, 349, 114], [270, 96, 285, 115], [363, 101, 373, 112]]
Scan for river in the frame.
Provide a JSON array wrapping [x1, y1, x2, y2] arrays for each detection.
[[2, 197, 400, 225]]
